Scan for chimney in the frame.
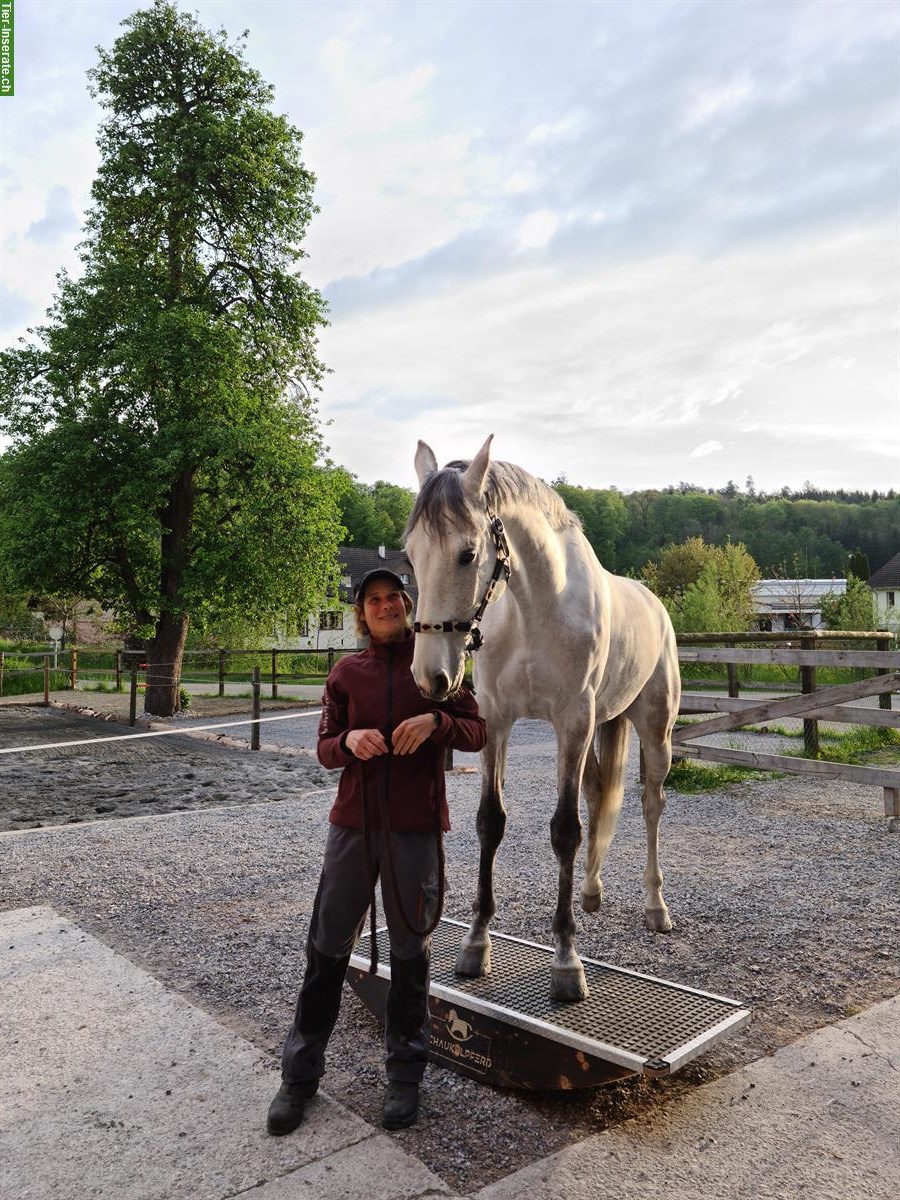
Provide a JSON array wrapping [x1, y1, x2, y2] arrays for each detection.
[[378, 545, 385, 559]]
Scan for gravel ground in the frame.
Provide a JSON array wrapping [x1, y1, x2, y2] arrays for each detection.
[[1, 699, 898, 1193]]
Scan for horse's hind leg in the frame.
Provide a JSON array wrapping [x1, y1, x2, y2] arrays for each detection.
[[581, 715, 630, 913], [550, 694, 595, 1002], [455, 723, 511, 978], [638, 732, 673, 933]]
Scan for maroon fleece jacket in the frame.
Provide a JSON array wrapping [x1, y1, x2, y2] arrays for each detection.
[[317, 632, 486, 832]]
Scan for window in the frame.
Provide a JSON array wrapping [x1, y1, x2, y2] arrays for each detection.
[[888, 592, 896, 608], [400, 573, 410, 584], [319, 610, 344, 631]]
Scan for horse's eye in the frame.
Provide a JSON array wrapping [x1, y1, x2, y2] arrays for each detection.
[[458, 548, 476, 566]]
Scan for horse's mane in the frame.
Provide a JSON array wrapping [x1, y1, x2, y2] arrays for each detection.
[[406, 458, 581, 539]]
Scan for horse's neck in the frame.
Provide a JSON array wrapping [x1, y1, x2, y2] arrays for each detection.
[[500, 505, 574, 619]]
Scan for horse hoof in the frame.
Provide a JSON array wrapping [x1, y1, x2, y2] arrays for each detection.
[[455, 939, 491, 978], [645, 906, 673, 933], [581, 887, 603, 913], [551, 965, 589, 1002]]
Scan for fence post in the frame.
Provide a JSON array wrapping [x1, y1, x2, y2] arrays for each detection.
[[877, 636, 893, 710], [218, 649, 226, 697], [70, 648, 77, 690], [251, 666, 261, 750], [271, 650, 278, 700], [43, 655, 50, 706], [0, 651, 4, 697], [129, 669, 138, 726], [115, 650, 123, 693], [725, 640, 739, 699], [885, 787, 900, 832], [327, 648, 335, 674], [800, 633, 819, 757]]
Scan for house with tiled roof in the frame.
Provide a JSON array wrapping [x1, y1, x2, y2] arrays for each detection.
[[283, 546, 417, 651], [869, 553, 900, 633]]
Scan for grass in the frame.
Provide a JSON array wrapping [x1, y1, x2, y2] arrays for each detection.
[[789, 725, 900, 765], [665, 759, 761, 792]]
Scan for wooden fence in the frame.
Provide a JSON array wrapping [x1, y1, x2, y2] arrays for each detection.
[[0, 647, 352, 698], [673, 631, 899, 825]]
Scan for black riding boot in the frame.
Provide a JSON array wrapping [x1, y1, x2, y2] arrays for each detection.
[[383, 949, 430, 1128], [280, 942, 352, 1087]]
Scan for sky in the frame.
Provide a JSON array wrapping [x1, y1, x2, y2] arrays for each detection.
[[1, 0, 898, 495]]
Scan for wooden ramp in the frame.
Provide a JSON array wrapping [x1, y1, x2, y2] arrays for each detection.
[[347, 918, 750, 1090]]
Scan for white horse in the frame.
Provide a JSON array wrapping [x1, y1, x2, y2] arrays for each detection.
[[405, 436, 681, 1002]]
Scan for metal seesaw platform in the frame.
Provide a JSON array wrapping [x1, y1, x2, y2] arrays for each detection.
[[347, 918, 750, 1090]]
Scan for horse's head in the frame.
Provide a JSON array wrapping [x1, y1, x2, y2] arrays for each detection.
[[405, 434, 510, 701]]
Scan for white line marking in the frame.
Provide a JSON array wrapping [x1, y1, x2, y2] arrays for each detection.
[[0, 710, 323, 756]]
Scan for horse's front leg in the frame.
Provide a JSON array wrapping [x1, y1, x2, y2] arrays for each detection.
[[550, 695, 595, 1002], [456, 723, 510, 978]]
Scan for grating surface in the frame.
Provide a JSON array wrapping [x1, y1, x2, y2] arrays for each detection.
[[356, 919, 745, 1065]]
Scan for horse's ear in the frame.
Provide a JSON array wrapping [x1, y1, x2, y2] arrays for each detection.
[[461, 434, 493, 501], [414, 440, 439, 487]]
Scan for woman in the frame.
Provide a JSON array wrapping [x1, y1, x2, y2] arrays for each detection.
[[267, 567, 486, 1134]]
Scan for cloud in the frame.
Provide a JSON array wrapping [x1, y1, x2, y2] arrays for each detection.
[[681, 75, 756, 132], [26, 187, 80, 246], [318, 219, 899, 492], [691, 440, 725, 459], [0, 286, 37, 339], [515, 210, 560, 252], [526, 112, 584, 144]]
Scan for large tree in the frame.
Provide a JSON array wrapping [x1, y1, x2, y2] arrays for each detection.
[[0, 5, 341, 714]]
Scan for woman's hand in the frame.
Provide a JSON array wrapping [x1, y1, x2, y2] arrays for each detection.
[[392, 713, 437, 756], [346, 728, 389, 760]]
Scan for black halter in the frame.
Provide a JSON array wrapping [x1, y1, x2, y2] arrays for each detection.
[[414, 510, 511, 653]]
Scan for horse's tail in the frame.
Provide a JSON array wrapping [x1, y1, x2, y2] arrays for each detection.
[[581, 714, 631, 913]]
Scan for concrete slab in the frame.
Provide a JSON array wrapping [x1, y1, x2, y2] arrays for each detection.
[[0, 907, 442, 1200], [245, 1136, 450, 1198], [473, 995, 900, 1200]]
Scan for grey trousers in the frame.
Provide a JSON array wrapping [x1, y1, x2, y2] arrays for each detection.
[[281, 824, 440, 1086]]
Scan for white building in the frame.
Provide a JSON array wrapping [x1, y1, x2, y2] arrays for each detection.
[[279, 546, 417, 651], [752, 578, 847, 632], [869, 554, 900, 634]]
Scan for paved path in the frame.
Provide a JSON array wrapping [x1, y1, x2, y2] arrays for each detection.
[[2, 903, 897, 1200]]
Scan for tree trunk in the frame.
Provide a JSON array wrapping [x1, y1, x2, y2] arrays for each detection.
[[143, 469, 195, 717], [144, 609, 190, 717]]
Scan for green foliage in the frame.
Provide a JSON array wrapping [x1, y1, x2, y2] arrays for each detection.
[[0, 590, 44, 641], [0, 5, 339, 713], [847, 550, 870, 581], [641, 536, 710, 597], [665, 759, 760, 792], [333, 469, 415, 549], [618, 488, 899, 578], [819, 577, 875, 631], [790, 725, 900, 764], [553, 483, 628, 570], [643, 537, 760, 633]]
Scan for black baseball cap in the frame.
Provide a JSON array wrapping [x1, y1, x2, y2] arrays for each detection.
[[354, 568, 408, 601]]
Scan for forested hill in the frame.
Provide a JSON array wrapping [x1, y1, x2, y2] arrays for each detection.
[[554, 483, 899, 577], [338, 472, 899, 578]]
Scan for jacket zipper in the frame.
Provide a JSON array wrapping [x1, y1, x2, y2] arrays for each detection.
[[383, 643, 394, 825]]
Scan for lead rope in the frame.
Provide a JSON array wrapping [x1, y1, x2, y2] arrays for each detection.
[[360, 769, 380, 973], [360, 737, 446, 974]]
